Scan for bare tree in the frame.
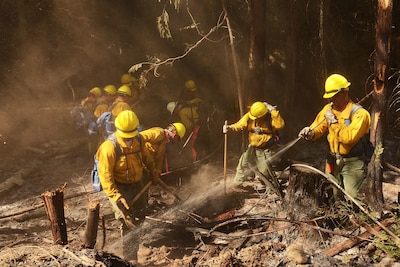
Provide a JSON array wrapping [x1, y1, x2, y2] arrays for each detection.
[[365, 0, 393, 213], [246, 0, 266, 102]]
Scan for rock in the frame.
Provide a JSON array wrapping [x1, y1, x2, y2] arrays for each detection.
[[286, 243, 310, 264]]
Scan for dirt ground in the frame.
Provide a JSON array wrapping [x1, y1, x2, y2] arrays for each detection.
[[1, 104, 400, 266]]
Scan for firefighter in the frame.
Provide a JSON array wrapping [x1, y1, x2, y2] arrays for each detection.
[[93, 85, 116, 119], [177, 80, 201, 133], [82, 86, 102, 112], [110, 85, 133, 117], [96, 85, 133, 141], [140, 122, 186, 174], [89, 85, 117, 144], [223, 101, 285, 191], [175, 79, 211, 161], [298, 74, 371, 200], [95, 110, 160, 258], [121, 73, 142, 104], [102, 84, 117, 104], [70, 86, 102, 133]]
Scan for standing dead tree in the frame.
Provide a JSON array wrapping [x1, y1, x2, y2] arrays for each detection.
[[365, 0, 393, 213]]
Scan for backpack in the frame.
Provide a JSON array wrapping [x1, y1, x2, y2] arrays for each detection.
[[90, 134, 141, 191], [96, 111, 115, 139], [346, 103, 374, 159]]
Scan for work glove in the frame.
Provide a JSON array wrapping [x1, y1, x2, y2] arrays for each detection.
[[222, 124, 231, 134], [324, 109, 338, 125], [264, 102, 277, 111], [117, 197, 130, 215], [254, 126, 261, 134], [298, 127, 314, 140]]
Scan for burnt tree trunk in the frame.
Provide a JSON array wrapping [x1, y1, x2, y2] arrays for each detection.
[[41, 185, 68, 245], [365, 0, 393, 212], [222, 0, 244, 117], [83, 199, 101, 249], [247, 0, 266, 101]]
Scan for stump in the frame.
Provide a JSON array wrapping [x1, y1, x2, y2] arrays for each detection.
[[284, 165, 331, 215], [41, 184, 68, 245], [83, 199, 101, 248]]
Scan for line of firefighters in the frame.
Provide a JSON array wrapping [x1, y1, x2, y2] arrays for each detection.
[[70, 72, 372, 260], [70, 74, 208, 164], [70, 74, 212, 258]]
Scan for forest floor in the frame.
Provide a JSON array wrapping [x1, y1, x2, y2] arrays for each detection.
[[1, 104, 400, 266]]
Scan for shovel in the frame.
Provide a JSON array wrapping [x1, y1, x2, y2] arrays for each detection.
[[155, 177, 184, 202], [115, 181, 153, 229]]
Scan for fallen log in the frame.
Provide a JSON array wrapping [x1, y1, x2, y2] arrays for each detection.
[[0, 190, 99, 220], [323, 216, 396, 257], [0, 162, 39, 194]]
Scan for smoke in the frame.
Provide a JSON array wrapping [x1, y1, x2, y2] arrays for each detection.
[[106, 163, 233, 259]]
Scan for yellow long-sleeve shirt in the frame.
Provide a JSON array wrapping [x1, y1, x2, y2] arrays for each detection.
[[310, 101, 371, 155], [111, 98, 131, 118], [96, 133, 158, 202], [93, 97, 109, 118], [139, 127, 168, 175], [230, 110, 285, 148]]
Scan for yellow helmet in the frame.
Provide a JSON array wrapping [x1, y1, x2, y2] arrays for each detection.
[[89, 87, 102, 97], [249, 101, 268, 120], [167, 101, 177, 114], [121, 73, 137, 85], [103, 84, 117, 96], [323, 74, 351, 99], [171, 122, 186, 140], [185, 80, 197, 91], [115, 110, 139, 138], [117, 85, 132, 96]]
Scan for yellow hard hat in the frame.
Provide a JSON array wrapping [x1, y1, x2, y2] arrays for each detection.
[[117, 85, 132, 96], [121, 73, 137, 85], [171, 122, 186, 140], [167, 101, 177, 114], [115, 110, 139, 138], [185, 80, 197, 91], [89, 87, 102, 97], [323, 74, 351, 99], [103, 84, 117, 96], [249, 101, 268, 120]]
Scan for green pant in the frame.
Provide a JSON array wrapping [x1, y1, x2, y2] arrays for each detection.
[[109, 180, 147, 235], [234, 145, 275, 186], [330, 156, 366, 200]]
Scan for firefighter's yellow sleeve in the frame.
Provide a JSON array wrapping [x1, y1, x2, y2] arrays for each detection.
[[270, 110, 285, 130], [140, 128, 167, 174], [309, 104, 331, 140], [94, 103, 108, 118], [138, 135, 159, 178], [96, 140, 121, 202], [229, 113, 251, 131]]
